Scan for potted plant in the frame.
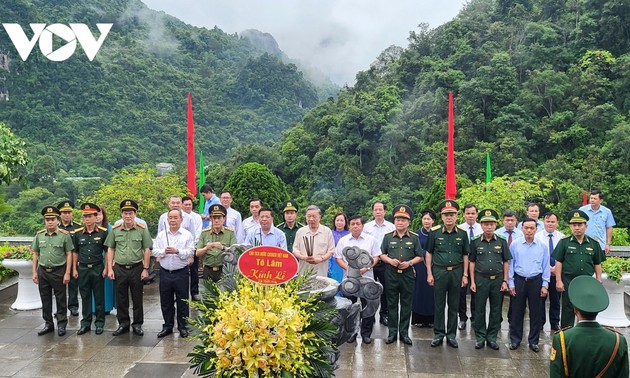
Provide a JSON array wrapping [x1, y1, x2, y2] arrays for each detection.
[[0, 244, 42, 310], [598, 256, 630, 327]]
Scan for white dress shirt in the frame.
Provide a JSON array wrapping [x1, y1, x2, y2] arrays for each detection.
[[363, 219, 395, 246], [157, 211, 199, 243], [458, 222, 483, 241], [242, 216, 260, 237], [334, 232, 381, 279], [152, 227, 195, 270], [226, 207, 245, 243]]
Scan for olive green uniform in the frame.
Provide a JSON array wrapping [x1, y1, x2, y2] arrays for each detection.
[[277, 221, 304, 252], [551, 235, 605, 327], [469, 234, 511, 343], [197, 226, 236, 282], [426, 226, 470, 340], [73, 226, 108, 328], [381, 230, 423, 339], [60, 221, 81, 313], [31, 228, 74, 329], [104, 223, 152, 328], [551, 323, 628, 377]]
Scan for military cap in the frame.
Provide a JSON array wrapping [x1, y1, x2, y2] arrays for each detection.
[[420, 208, 437, 221], [478, 209, 499, 223], [120, 199, 139, 211], [80, 202, 100, 215], [568, 275, 609, 313], [57, 200, 74, 212], [567, 209, 589, 224], [393, 205, 413, 220], [210, 204, 227, 217], [438, 199, 459, 214], [41, 206, 60, 218], [282, 200, 298, 213]]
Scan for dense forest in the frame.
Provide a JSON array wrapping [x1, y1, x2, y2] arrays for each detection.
[[2, 0, 630, 235]]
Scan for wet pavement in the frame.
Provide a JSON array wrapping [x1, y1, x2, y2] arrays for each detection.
[[0, 280, 629, 377]]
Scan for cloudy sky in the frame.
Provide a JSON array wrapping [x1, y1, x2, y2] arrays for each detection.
[[142, 0, 468, 85]]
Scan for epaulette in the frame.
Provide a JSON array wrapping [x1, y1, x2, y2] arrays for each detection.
[[59, 229, 69, 234], [112, 223, 122, 229], [36, 228, 46, 234], [201, 227, 212, 233], [224, 226, 234, 231], [135, 222, 146, 229], [431, 225, 441, 231], [98, 226, 108, 232], [409, 230, 418, 236], [561, 235, 571, 240], [277, 222, 285, 228], [554, 326, 572, 334], [74, 227, 85, 233], [471, 234, 481, 241], [496, 234, 507, 240], [604, 326, 623, 335]]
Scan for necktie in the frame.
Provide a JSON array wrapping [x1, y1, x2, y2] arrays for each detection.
[[549, 233, 556, 266], [507, 230, 513, 246], [469, 226, 474, 240]]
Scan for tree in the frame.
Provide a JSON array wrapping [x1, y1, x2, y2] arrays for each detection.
[[223, 162, 288, 216], [0, 123, 28, 185]]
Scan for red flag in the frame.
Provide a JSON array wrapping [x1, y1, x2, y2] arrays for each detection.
[[187, 92, 196, 196], [582, 191, 588, 206], [445, 91, 457, 199]]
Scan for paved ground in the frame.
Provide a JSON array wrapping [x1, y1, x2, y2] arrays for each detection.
[[0, 280, 628, 377]]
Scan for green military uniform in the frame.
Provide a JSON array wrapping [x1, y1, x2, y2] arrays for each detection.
[[278, 200, 303, 252], [550, 276, 629, 378], [58, 200, 82, 315], [381, 205, 423, 342], [32, 206, 74, 332], [104, 200, 152, 330], [197, 226, 236, 282], [73, 203, 108, 330], [426, 200, 470, 344], [551, 210, 606, 328], [469, 209, 511, 346]]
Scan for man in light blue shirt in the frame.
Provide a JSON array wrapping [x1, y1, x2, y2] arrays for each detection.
[[495, 210, 523, 246], [508, 218, 550, 353], [579, 188, 616, 254], [201, 185, 220, 229], [517, 203, 544, 231], [245, 208, 287, 250]]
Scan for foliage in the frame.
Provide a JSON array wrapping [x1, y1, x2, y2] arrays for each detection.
[[612, 228, 630, 246], [188, 274, 337, 377], [0, 123, 28, 185], [84, 165, 187, 234], [0, 244, 33, 261], [601, 257, 630, 283], [223, 163, 288, 217]]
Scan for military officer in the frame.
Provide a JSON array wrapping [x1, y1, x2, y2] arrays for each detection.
[[550, 276, 628, 378], [379, 205, 423, 346], [31, 206, 74, 336], [105, 199, 153, 336], [58, 200, 81, 317], [277, 200, 304, 252], [469, 209, 511, 350], [552, 210, 606, 328], [426, 200, 470, 348], [196, 204, 236, 282], [72, 203, 108, 335]]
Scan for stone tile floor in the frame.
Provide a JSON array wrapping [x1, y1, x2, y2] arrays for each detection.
[[0, 281, 628, 377]]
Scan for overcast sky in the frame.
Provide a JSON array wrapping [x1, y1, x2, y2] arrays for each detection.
[[142, 0, 468, 85]]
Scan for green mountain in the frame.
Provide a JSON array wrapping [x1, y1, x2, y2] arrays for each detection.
[[0, 0, 323, 177]]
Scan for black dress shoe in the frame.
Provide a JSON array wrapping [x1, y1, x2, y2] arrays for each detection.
[[77, 327, 91, 335], [132, 326, 144, 336], [446, 338, 458, 348], [362, 336, 372, 344], [157, 329, 173, 338], [380, 316, 388, 326], [401, 336, 413, 345], [179, 328, 189, 338], [488, 341, 500, 350], [509, 343, 519, 350], [385, 335, 396, 344], [95, 327, 103, 335], [112, 326, 129, 336], [430, 338, 443, 347], [347, 334, 357, 343], [458, 320, 466, 330], [475, 341, 484, 349], [70, 309, 79, 317], [58, 327, 66, 336], [529, 344, 540, 352], [37, 325, 54, 336]]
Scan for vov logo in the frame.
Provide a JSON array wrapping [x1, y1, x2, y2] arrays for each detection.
[[2, 23, 113, 61]]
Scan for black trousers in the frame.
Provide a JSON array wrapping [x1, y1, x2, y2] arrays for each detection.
[[509, 274, 542, 346], [347, 295, 376, 338], [114, 263, 144, 327], [78, 262, 105, 328], [67, 274, 79, 311], [541, 274, 560, 327], [203, 265, 222, 283], [190, 257, 199, 296], [159, 266, 190, 331], [459, 284, 476, 321], [373, 262, 388, 317], [38, 265, 68, 328]]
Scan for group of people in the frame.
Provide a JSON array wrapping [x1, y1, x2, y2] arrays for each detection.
[[28, 187, 628, 376]]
